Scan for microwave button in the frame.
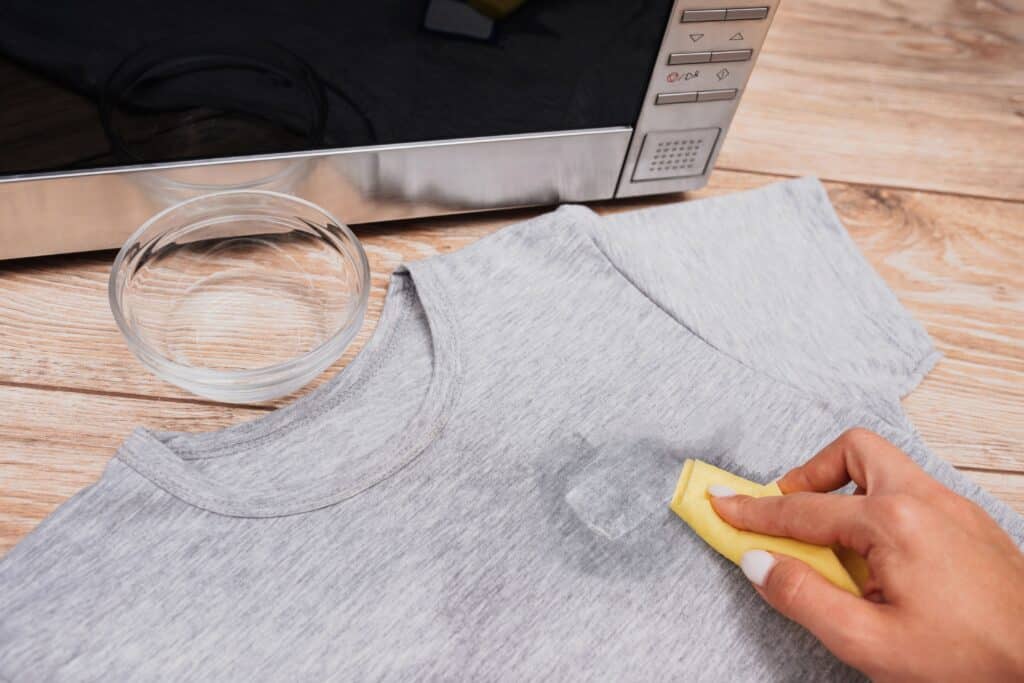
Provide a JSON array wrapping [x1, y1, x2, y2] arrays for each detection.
[[656, 92, 699, 105], [681, 9, 727, 22], [725, 7, 768, 20], [697, 88, 738, 101], [710, 49, 753, 62], [668, 51, 712, 65]]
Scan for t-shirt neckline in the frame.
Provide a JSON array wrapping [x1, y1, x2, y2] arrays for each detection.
[[116, 262, 463, 518]]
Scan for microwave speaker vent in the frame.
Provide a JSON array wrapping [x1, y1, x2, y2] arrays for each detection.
[[631, 128, 721, 182]]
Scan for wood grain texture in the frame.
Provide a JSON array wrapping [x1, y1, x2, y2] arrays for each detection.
[[719, 0, 1024, 200], [963, 469, 1024, 511]]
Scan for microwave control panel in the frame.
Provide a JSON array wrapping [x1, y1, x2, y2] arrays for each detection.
[[615, 1, 779, 197]]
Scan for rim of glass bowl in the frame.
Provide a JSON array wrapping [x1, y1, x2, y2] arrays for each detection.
[[108, 189, 370, 393]]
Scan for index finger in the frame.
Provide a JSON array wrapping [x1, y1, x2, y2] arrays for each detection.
[[711, 491, 876, 556], [778, 428, 932, 496]]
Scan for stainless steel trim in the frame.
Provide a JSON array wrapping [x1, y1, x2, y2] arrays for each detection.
[[697, 88, 737, 101], [681, 9, 727, 21], [0, 127, 631, 259], [668, 51, 712, 64], [710, 49, 753, 62], [0, 128, 622, 185], [725, 7, 768, 20], [656, 92, 700, 104]]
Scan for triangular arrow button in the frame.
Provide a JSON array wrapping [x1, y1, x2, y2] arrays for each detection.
[[689, 33, 704, 42], [729, 31, 744, 41]]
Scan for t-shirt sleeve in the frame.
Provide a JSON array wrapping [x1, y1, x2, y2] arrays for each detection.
[[582, 177, 939, 408]]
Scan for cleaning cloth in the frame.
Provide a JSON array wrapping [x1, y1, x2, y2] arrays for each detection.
[[670, 459, 863, 595]]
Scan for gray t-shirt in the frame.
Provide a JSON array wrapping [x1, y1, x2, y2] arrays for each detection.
[[2, 178, 1021, 681]]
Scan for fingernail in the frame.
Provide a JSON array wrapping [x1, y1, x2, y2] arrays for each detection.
[[708, 484, 737, 498], [740, 550, 776, 587]]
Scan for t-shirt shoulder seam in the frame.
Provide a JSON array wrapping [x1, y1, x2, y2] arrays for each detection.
[[896, 348, 942, 398], [570, 220, 850, 409]]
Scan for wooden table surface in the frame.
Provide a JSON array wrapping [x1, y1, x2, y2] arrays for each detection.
[[1, 0, 1022, 556]]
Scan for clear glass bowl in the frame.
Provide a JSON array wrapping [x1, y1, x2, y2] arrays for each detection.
[[109, 190, 369, 403]]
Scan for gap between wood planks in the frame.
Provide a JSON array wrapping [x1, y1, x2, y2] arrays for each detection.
[[715, 166, 1024, 205], [0, 378, 276, 411]]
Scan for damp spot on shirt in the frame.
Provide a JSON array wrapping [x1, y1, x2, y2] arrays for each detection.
[[563, 441, 681, 541], [560, 421, 759, 540], [536, 421, 778, 579], [532, 432, 684, 579]]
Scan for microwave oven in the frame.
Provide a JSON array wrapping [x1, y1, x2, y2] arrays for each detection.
[[0, 0, 778, 259]]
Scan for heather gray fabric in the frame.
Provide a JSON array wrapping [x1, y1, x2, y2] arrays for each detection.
[[2, 177, 1021, 682]]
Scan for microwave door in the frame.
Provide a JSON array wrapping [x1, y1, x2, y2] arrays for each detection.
[[0, 0, 779, 258]]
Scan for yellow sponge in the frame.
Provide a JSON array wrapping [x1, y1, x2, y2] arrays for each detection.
[[669, 459, 863, 596]]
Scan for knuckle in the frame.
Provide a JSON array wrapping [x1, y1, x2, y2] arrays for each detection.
[[870, 494, 922, 535], [767, 561, 809, 614], [776, 493, 810, 536], [732, 495, 757, 528], [837, 427, 879, 453]]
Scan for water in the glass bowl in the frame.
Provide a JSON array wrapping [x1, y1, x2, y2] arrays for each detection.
[[126, 231, 358, 372]]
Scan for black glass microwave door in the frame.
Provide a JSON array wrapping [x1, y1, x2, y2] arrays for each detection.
[[0, 0, 673, 177]]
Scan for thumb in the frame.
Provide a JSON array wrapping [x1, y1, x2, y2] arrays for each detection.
[[740, 550, 883, 667]]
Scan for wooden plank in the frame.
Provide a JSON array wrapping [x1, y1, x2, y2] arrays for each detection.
[[1, 381, 1022, 556], [903, 362, 1023, 472], [718, 0, 1024, 200], [823, 181, 1024, 471], [961, 469, 1024, 513]]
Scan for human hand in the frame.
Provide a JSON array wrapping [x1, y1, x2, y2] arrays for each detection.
[[709, 428, 1024, 682]]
